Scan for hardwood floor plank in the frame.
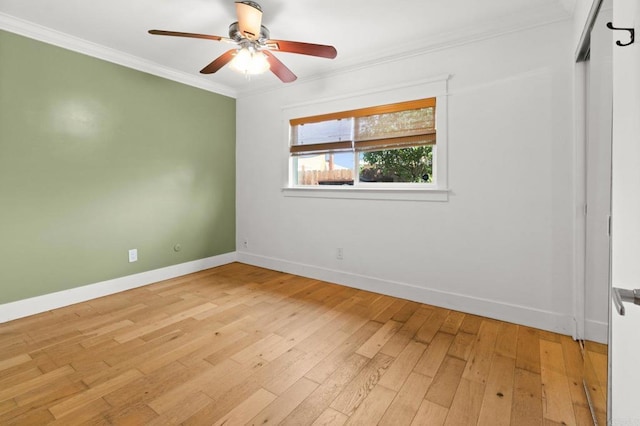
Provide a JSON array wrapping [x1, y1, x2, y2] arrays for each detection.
[[443, 378, 486, 426], [183, 355, 297, 424], [305, 321, 380, 384], [265, 298, 358, 362], [462, 320, 499, 384], [539, 339, 577, 425], [281, 353, 369, 426], [113, 302, 216, 343], [0, 263, 603, 426], [516, 326, 542, 374], [495, 322, 518, 359], [379, 372, 433, 426], [47, 398, 113, 426], [378, 340, 426, 391], [0, 367, 43, 392], [390, 301, 421, 323], [0, 354, 31, 372], [0, 365, 74, 401], [440, 311, 466, 335], [49, 369, 143, 419], [147, 358, 241, 414], [147, 391, 213, 426], [377, 306, 431, 358], [13, 375, 84, 410], [231, 333, 285, 364], [476, 353, 516, 426], [411, 400, 449, 426], [103, 361, 193, 409], [0, 399, 17, 416], [415, 308, 450, 343], [312, 407, 349, 426], [447, 330, 475, 361], [511, 367, 544, 426], [176, 328, 248, 369], [590, 350, 608, 392], [2, 406, 55, 425], [560, 335, 590, 409], [425, 355, 467, 408], [414, 332, 454, 378], [373, 299, 409, 324], [330, 352, 394, 416], [211, 388, 277, 426], [247, 377, 318, 426], [263, 338, 350, 395], [584, 349, 607, 422], [343, 384, 396, 426], [355, 320, 402, 359], [3, 380, 87, 423], [401, 305, 434, 332], [459, 314, 483, 335]]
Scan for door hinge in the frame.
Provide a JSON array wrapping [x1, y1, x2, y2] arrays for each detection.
[[608, 215, 612, 236]]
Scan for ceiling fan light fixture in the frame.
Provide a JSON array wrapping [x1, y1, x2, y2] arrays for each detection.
[[148, 1, 337, 83], [230, 47, 270, 75]]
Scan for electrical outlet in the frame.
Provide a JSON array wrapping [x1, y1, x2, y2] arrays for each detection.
[[128, 249, 138, 263], [242, 238, 249, 249], [336, 247, 343, 260]]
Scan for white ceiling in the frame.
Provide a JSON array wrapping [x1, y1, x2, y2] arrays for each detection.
[[0, 0, 574, 97]]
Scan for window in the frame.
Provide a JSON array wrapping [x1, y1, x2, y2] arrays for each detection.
[[289, 98, 437, 187], [283, 76, 449, 201]]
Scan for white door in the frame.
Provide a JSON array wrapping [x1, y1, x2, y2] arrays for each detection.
[[610, 0, 640, 423]]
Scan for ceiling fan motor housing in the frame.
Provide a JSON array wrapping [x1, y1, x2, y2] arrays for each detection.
[[228, 22, 270, 43], [235, 1, 262, 13]]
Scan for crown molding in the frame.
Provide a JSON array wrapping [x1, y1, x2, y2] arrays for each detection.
[[1, 3, 571, 100], [235, 5, 572, 97], [0, 12, 238, 99]]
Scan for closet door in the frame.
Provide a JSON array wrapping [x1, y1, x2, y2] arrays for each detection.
[[584, 1, 612, 423]]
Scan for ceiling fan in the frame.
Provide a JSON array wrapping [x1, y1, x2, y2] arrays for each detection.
[[148, 1, 337, 83]]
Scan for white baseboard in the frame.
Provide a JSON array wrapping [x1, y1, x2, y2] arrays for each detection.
[[0, 252, 237, 324], [584, 319, 608, 344], [237, 251, 575, 336]]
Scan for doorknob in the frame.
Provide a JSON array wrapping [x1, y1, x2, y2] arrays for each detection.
[[612, 287, 640, 316]]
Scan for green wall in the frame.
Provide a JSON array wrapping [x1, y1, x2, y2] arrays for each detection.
[[0, 31, 236, 304]]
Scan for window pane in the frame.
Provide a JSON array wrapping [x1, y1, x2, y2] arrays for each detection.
[[294, 153, 354, 186], [295, 118, 353, 146], [355, 107, 434, 141], [359, 146, 433, 183]]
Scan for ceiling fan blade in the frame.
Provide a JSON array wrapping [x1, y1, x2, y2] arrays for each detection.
[[266, 39, 337, 59], [235, 1, 263, 40], [263, 51, 297, 83], [148, 30, 223, 41], [200, 50, 237, 74]]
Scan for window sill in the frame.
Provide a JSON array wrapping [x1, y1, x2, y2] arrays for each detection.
[[282, 186, 449, 201]]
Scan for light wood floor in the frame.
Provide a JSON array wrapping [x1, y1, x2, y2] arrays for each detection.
[[0, 263, 604, 425]]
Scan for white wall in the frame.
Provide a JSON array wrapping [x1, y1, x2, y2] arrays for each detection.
[[236, 21, 576, 335]]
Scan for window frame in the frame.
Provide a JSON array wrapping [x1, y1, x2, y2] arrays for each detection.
[[282, 75, 450, 202]]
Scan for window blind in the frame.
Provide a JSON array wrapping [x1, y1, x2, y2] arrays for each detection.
[[290, 98, 436, 156]]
